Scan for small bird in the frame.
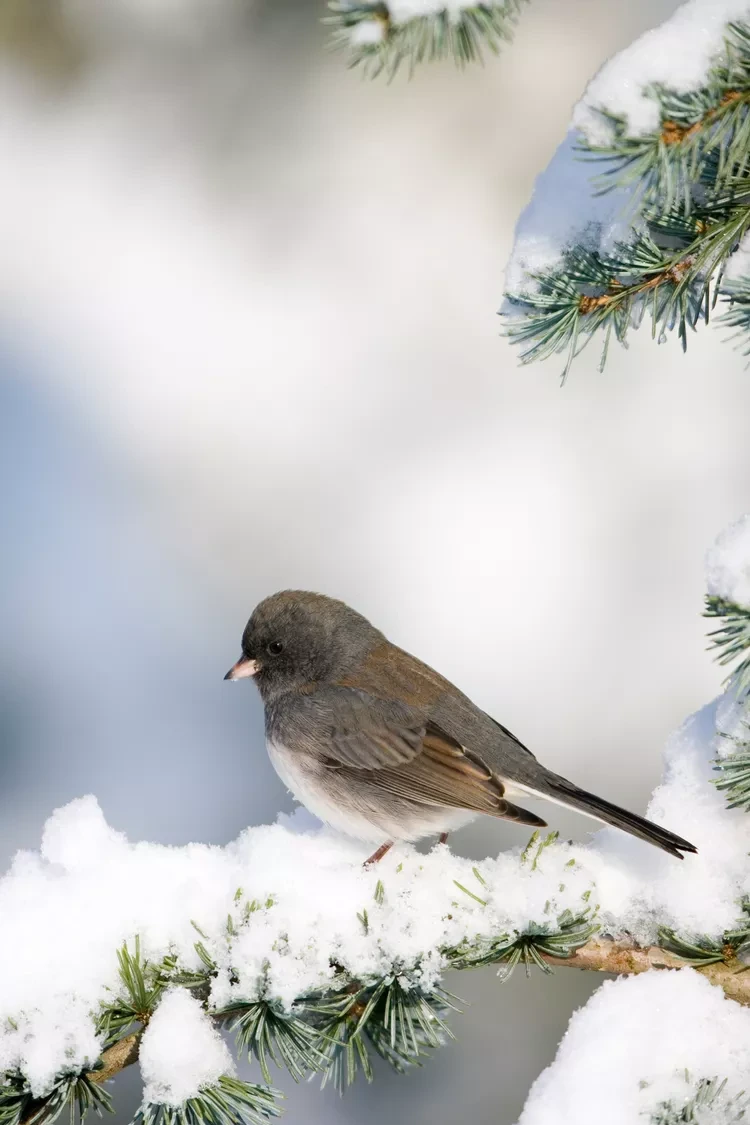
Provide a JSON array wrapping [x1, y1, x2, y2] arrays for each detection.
[[225, 591, 696, 864]]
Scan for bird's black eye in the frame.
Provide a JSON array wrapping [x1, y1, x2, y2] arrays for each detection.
[[266, 641, 284, 656]]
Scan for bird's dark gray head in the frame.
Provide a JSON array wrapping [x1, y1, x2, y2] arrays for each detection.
[[225, 591, 383, 699]]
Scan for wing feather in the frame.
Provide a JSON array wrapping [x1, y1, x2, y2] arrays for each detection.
[[307, 686, 425, 769], [305, 685, 546, 827]]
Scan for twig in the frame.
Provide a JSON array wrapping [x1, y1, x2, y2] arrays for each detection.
[[544, 938, 750, 1005], [578, 257, 693, 315], [661, 90, 745, 145], [88, 1032, 142, 1086]]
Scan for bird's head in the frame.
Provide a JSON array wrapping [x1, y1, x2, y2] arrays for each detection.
[[224, 590, 382, 699]]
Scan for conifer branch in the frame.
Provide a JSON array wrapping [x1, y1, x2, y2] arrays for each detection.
[[650, 1077, 750, 1125], [544, 938, 750, 1007], [326, 0, 526, 78], [502, 18, 750, 376], [660, 89, 745, 146], [87, 1033, 142, 1088], [704, 594, 750, 694], [575, 255, 695, 315], [65, 934, 750, 1110]]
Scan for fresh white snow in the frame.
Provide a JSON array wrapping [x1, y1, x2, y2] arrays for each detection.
[[349, 20, 387, 47], [503, 130, 635, 298], [574, 0, 750, 144], [724, 232, 750, 287], [139, 991, 234, 1106], [518, 970, 750, 1125], [706, 514, 750, 608], [504, 0, 750, 297]]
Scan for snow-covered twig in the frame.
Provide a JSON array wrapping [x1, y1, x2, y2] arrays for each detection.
[[20, 934, 748, 1125], [501, 1, 750, 378], [326, 0, 526, 77]]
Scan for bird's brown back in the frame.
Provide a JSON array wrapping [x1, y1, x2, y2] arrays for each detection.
[[338, 641, 462, 708]]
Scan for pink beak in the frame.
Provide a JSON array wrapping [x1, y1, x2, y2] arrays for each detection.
[[224, 656, 259, 681]]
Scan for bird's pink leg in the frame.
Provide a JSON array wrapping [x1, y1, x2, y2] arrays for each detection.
[[438, 832, 449, 845], [364, 840, 393, 866]]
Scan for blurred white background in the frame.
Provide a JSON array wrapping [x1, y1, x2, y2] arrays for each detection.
[[1, 0, 749, 1121]]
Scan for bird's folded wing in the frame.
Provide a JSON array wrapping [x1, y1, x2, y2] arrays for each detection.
[[315, 687, 545, 824], [309, 686, 427, 768], [365, 729, 546, 824], [372, 723, 505, 812]]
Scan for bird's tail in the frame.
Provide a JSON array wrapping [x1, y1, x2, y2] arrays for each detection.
[[540, 776, 697, 859]]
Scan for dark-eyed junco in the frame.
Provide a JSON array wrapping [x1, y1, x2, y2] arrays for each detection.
[[225, 591, 696, 863]]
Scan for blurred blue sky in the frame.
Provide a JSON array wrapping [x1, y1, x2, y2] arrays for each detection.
[[0, 354, 279, 859]]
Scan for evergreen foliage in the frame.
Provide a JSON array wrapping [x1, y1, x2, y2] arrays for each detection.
[[705, 594, 750, 697], [0, 876, 598, 1125], [326, 1, 526, 77], [703, 589, 750, 809], [132, 1080, 279, 1125], [714, 724, 750, 813], [650, 1076, 750, 1124], [0, 1072, 112, 1125], [503, 20, 750, 378], [659, 899, 750, 968]]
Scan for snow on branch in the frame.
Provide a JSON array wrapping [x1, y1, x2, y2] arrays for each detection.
[[501, 1, 750, 379], [326, 0, 526, 78], [5, 516, 750, 1124], [4, 787, 749, 1125], [518, 971, 750, 1125]]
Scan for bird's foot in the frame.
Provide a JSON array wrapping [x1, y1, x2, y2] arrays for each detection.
[[363, 840, 393, 866]]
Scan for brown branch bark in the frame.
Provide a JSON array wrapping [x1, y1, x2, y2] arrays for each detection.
[[87, 1032, 142, 1086], [544, 938, 750, 1006], [661, 90, 744, 145], [578, 257, 694, 315]]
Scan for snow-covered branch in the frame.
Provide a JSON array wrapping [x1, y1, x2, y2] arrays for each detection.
[[501, 0, 750, 378], [326, 0, 526, 77], [40, 929, 750, 1125], [4, 517, 750, 1124]]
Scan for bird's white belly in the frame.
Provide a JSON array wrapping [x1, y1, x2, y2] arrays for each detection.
[[266, 740, 476, 843], [267, 740, 384, 840]]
